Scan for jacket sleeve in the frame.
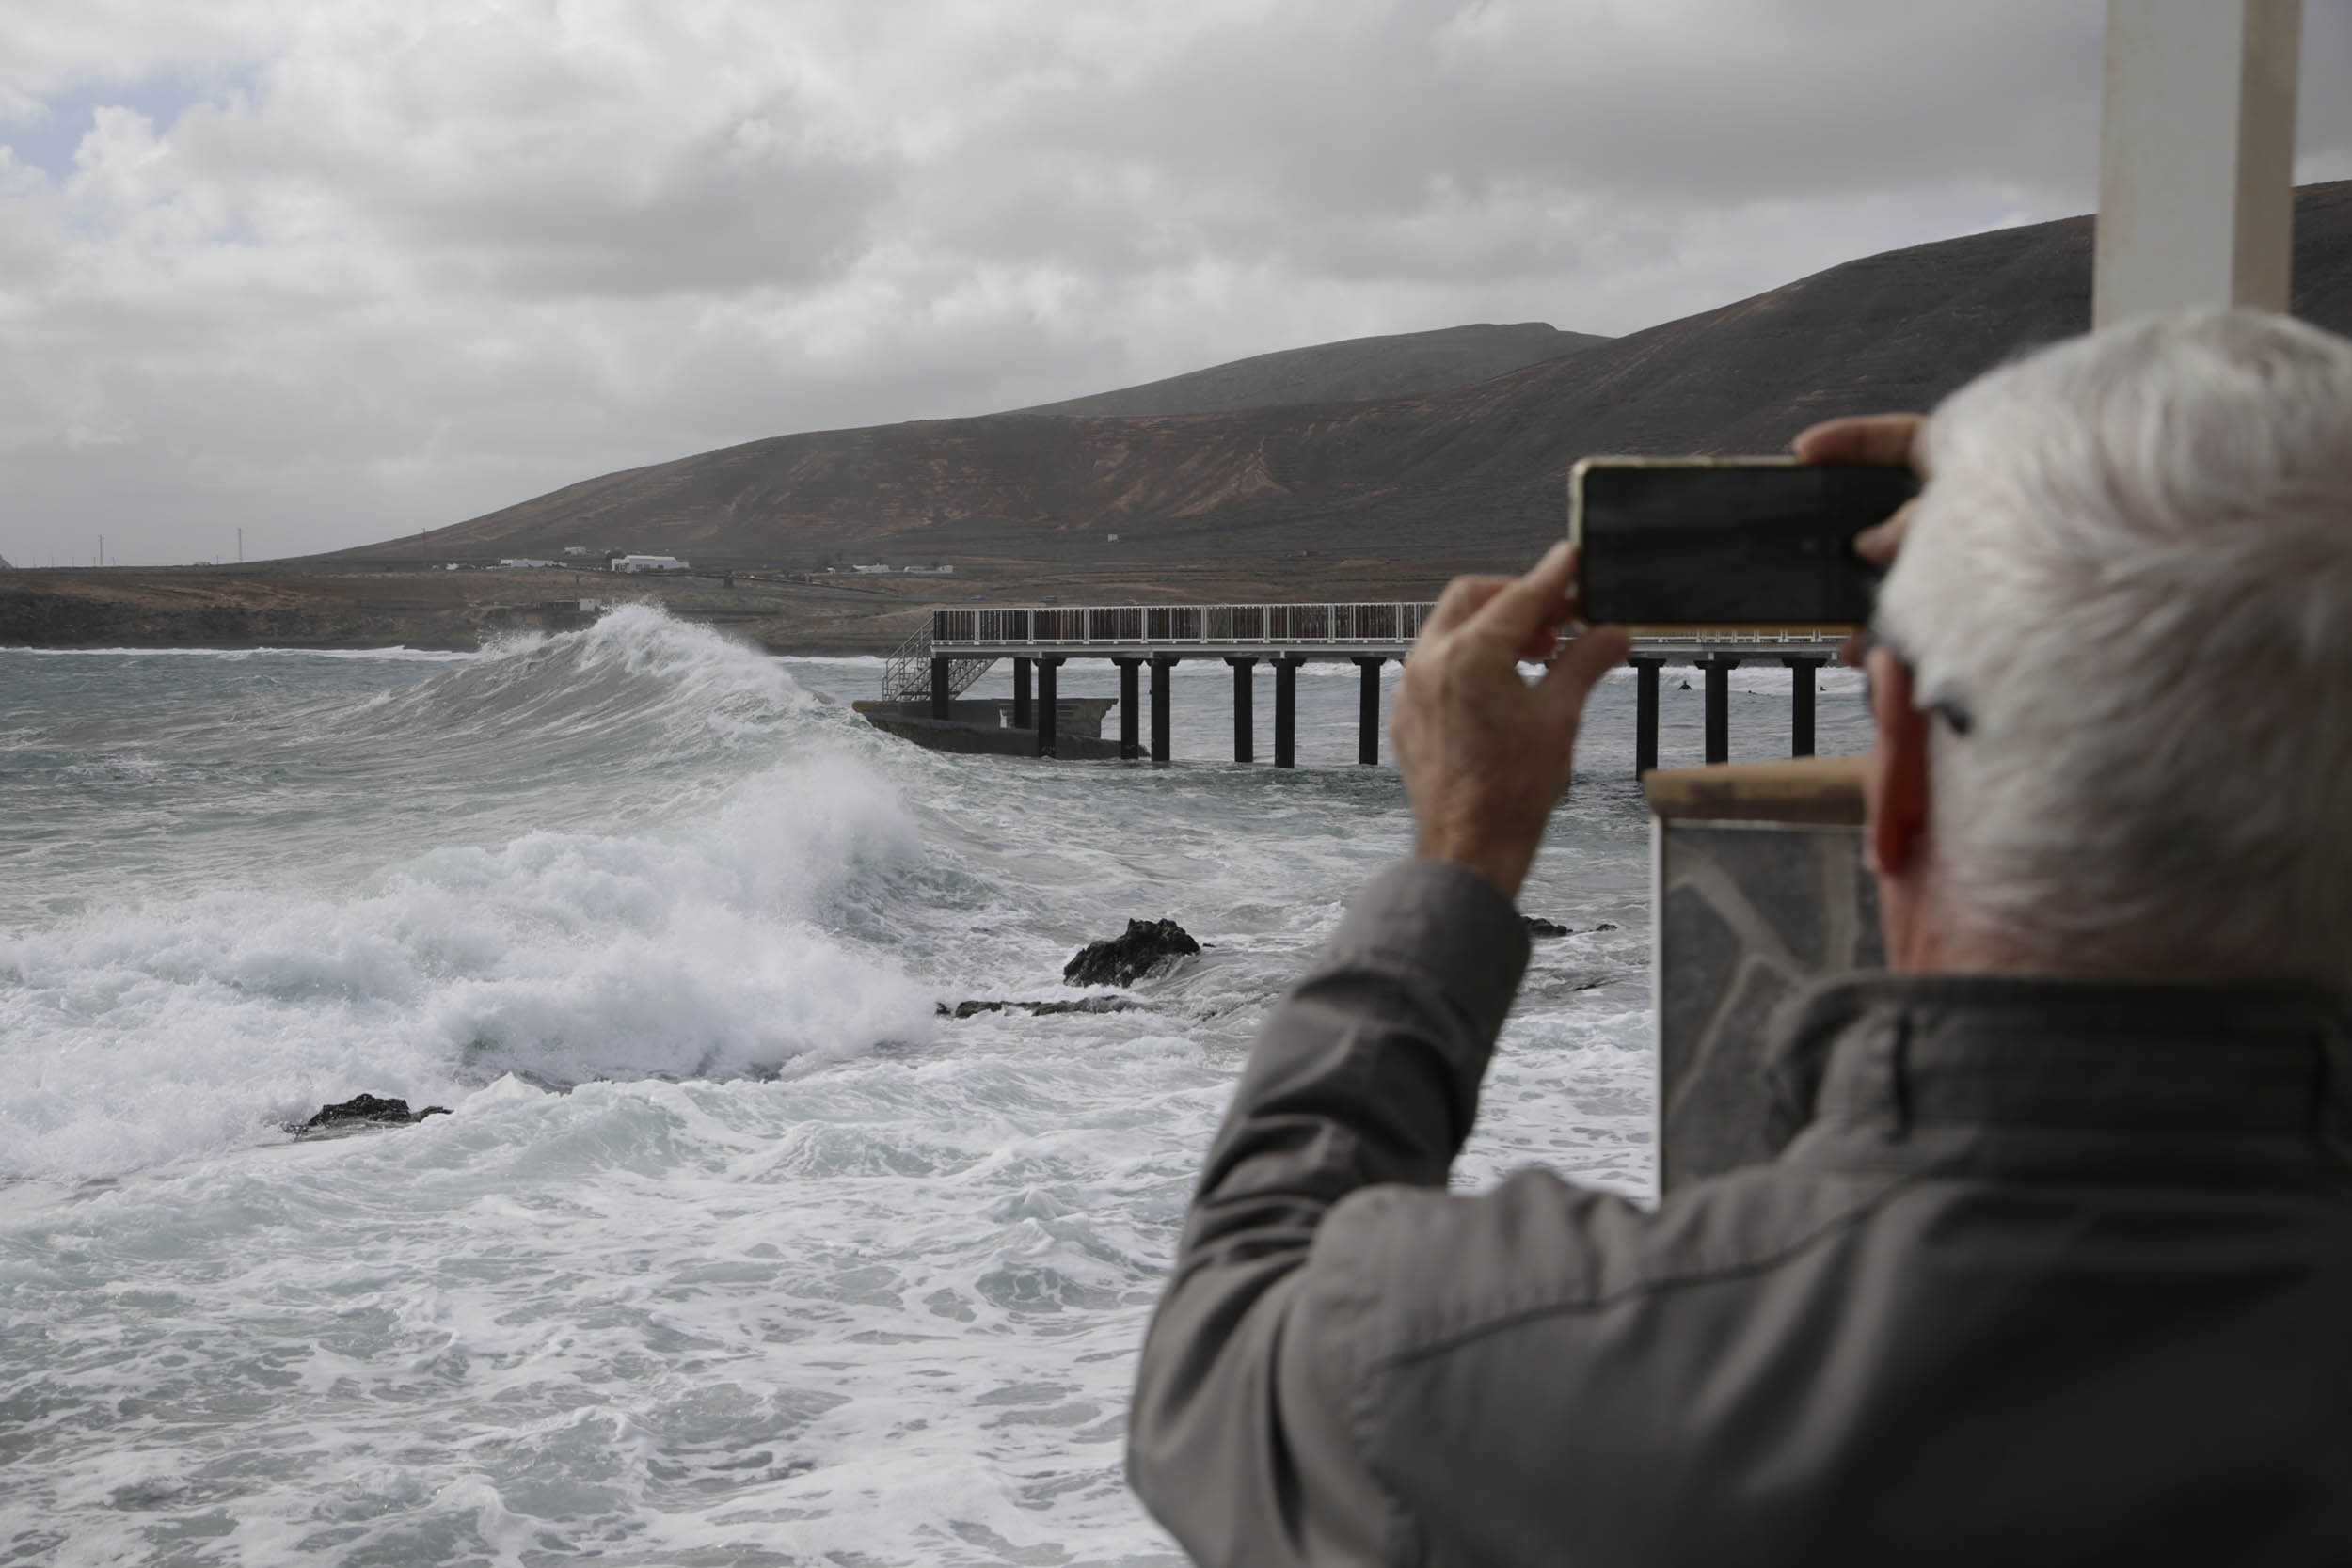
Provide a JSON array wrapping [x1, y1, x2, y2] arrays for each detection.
[[1128, 857, 1531, 1566]]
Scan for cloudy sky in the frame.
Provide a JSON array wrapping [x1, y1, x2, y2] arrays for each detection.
[[3, 1, 2349, 567]]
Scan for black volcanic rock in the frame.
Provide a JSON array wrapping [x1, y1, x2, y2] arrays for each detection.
[[1063, 919, 1201, 988], [940, 996, 1143, 1018], [297, 1094, 451, 1134], [1523, 916, 1621, 939]]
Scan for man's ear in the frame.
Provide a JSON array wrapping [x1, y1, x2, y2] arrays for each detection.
[[1865, 645, 1931, 879]]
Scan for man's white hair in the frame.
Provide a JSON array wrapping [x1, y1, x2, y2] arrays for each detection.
[[1877, 308, 2352, 981]]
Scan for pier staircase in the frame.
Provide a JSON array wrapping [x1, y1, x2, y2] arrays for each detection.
[[883, 624, 996, 703]]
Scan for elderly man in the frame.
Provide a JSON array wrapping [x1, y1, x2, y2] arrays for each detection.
[[1127, 309, 2352, 1565]]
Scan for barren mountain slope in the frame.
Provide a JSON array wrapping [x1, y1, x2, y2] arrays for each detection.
[[342, 182, 2352, 575], [1019, 322, 1609, 418]]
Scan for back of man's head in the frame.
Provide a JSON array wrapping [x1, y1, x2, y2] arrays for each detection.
[[1877, 309, 2352, 983]]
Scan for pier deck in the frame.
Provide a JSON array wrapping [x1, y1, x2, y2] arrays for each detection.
[[885, 602, 1855, 771]]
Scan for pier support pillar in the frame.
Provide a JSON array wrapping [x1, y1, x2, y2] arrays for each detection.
[[1274, 657, 1300, 768], [1632, 657, 1663, 776], [1227, 657, 1258, 764], [1701, 656, 1741, 766], [1151, 657, 1175, 764], [1353, 657, 1384, 765], [1783, 656, 1824, 757], [930, 657, 950, 720], [1116, 658, 1141, 760], [1012, 657, 1033, 730], [1036, 657, 1062, 758]]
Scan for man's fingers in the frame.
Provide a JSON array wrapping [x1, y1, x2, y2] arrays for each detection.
[[1538, 626, 1630, 718], [1423, 574, 1515, 637], [1853, 498, 1915, 566], [1792, 413, 1928, 471], [1463, 542, 1579, 654], [1517, 611, 1572, 665]]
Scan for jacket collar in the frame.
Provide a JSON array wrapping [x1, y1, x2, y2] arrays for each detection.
[[1758, 972, 2352, 1177]]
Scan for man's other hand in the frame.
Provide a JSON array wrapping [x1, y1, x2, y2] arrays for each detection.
[[1791, 412, 1928, 565], [1391, 543, 1630, 902]]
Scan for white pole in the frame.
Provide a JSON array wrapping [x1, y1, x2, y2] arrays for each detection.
[[2096, 0, 2302, 326]]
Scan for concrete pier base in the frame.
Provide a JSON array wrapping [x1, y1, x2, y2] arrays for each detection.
[[930, 657, 950, 720], [1228, 657, 1258, 764], [1037, 657, 1062, 757], [1632, 657, 1663, 775], [1353, 657, 1383, 765], [1117, 657, 1141, 760], [1701, 656, 1740, 765], [1274, 657, 1299, 768], [1151, 657, 1175, 764], [1013, 657, 1033, 730], [1784, 656, 1824, 757]]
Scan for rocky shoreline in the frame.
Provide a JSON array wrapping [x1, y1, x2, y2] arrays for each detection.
[[0, 566, 920, 656], [0, 558, 1453, 657]]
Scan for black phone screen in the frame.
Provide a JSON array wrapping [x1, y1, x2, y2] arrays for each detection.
[[1568, 459, 1919, 626]]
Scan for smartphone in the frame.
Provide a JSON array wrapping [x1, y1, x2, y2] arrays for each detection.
[[1566, 457, 1920, 627]]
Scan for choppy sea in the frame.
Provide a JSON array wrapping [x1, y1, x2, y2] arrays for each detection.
[[0, 606, 1869, 1565]]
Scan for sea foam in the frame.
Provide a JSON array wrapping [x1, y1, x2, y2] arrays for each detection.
[[0, 608, 1696, 1563], [0, 611, 934, 1182]]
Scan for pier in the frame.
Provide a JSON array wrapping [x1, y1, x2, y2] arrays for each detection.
[[882, 603, 1851, 771]]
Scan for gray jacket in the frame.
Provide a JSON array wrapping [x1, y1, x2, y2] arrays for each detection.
[[1128, 859, 2352, 1566]]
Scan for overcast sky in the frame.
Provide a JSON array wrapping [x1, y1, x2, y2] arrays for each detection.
[[3, 0, 2349, 567]]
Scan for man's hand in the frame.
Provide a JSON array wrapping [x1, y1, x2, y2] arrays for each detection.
[[1791, 412, 1928, 565], [1794, 412, 1928, 666], [1391, 542, 1630, 902]]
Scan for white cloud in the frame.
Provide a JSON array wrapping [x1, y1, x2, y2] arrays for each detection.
[[0, 0, 2344, 565]]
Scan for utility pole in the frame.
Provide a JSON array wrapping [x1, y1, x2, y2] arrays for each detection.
[[238, 528, 244, 564]]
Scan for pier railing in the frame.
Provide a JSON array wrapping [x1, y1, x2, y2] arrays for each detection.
[[885, 623, 996, 702], [930, 602, 1438, 649], [1621, 626, 1858, 654], [928, 602, 1854, 657]]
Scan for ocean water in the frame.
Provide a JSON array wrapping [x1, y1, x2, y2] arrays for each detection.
[[0, 607, 1870, 1565]]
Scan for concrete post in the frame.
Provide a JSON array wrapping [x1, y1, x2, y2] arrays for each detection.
[[1012, 657, 1033, 730], [1354, 657, 1384, 765], [1151, 657, 1175, 764], [2095, 0, 2300, 325], [1632, 657, 1663, 776], [1274, 657, 1299, 768], [1228, 657, 1258, 764], [1116, 657, 1141, 760], [1701, 656, 1741, 766], [930, 657, 950, 720], [1037, 657, 1061, 758], [1784, 656, 1824, 758]]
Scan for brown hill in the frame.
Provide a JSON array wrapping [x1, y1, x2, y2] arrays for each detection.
[[1018, 322, 1608, 418], [347, 182, 2352, 578]]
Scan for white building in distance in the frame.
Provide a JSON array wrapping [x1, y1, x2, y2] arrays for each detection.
[[611, 554, 690, 573]]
